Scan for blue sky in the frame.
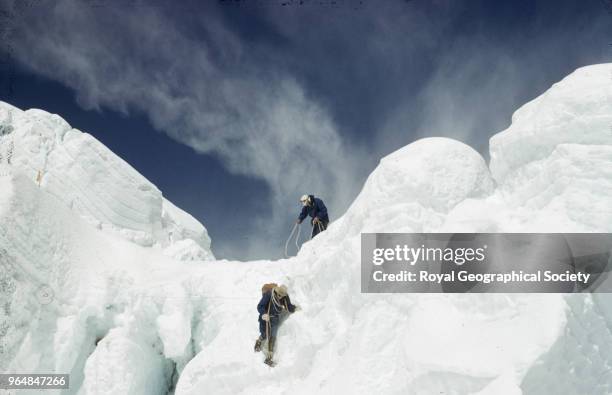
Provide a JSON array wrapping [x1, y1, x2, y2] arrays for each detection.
[[1, 0, 611, 260]]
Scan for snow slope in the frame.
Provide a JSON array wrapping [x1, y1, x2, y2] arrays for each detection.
[[1, 63, 611, 395]]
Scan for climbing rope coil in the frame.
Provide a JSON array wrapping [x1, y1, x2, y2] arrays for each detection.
[[284, 223, 302, 258], [284, 220, 326, 258]]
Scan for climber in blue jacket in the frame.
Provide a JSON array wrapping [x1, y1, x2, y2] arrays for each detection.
[[296, 194, 329, 238], [254, 284, 298, 366]]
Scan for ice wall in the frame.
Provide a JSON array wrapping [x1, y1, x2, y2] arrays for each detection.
[[0, 102, 214, 260]]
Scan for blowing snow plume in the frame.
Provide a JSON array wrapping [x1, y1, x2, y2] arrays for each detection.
[[3, 0, 611, 260], [1, 0, 366, 259]]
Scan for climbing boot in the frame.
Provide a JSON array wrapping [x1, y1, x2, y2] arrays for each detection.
[[254, 337, 263, 352], [264, 354, 275, 367]]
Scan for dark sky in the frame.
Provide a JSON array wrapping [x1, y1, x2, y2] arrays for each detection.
[[1, 0, 611, 260]]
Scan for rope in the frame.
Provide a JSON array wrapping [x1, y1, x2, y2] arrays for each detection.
[[266, 289, 288, 355], [271, 289, 284, 310], [265, 296, 272, 353], [285, 219, 326, 256], [284, 223, 301, 258], [310, 221, 324, 239]]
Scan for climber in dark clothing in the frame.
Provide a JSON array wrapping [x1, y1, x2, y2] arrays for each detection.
[[297, 194, 329, 238], [254, 284, 299, 366]]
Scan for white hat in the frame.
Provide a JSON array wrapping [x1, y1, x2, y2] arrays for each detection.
[[274, 285, 288, 297]]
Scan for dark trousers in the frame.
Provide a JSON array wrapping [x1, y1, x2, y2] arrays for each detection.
[[311, 220, 328, 238], [259, 317, 279, 340]]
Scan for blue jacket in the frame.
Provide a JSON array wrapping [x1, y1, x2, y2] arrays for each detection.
[[298, 195, 329, 223], [257, 291, 296, 320]]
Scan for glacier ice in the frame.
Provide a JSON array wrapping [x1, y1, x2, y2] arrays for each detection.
[[0, 63, 611, 394], [0, 102, 213, 260]]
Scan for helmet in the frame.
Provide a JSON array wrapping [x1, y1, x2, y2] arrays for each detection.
[[300, 195, 310, 206]]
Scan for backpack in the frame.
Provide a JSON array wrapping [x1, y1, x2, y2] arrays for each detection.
[[261, 283, 278, 294]]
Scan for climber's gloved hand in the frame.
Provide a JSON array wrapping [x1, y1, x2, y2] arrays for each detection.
[[313, 217, 320, 224], [262, 313, 270, 321]]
